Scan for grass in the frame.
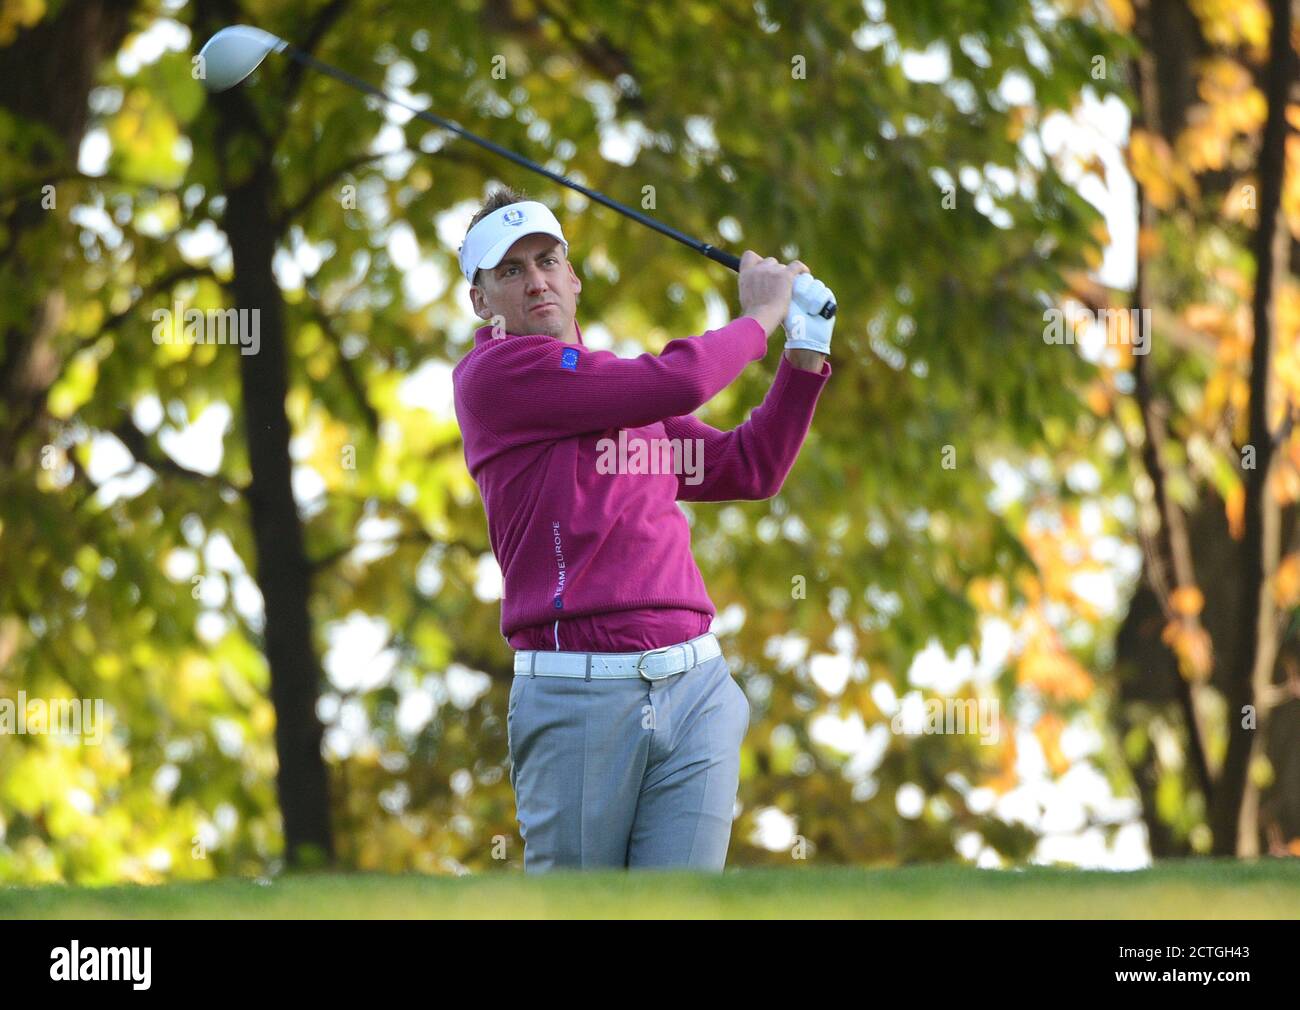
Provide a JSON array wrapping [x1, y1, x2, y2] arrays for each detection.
[[2, 859, 1298, 918]]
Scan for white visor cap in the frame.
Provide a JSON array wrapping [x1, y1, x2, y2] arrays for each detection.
[[458, 200, 569, 285]]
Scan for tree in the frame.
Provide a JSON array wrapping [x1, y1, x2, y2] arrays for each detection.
[[4, 0, 1189, 880], [1104, 0, 1300, 856]]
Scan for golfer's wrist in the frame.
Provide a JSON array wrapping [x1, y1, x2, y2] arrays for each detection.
[[743, 307, 785, 338], [783, 348, 826, 372]]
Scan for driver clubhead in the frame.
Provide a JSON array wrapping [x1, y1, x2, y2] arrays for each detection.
[[198, 25, 288, 93]]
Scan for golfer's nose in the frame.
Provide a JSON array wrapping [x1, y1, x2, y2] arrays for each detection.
[[524, 269, 547, 294]]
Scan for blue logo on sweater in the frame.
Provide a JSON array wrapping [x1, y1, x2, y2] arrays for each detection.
[[553, 596, 564, 609], [560, 347, 579, 370]]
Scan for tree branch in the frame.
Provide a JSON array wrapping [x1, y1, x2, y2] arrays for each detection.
[[1125, 14, 1216, 807], [278, 151, 390, 229], [282, 0, 354, 104], [73, 264, 217, 356], [311, 524, 482, 573], [531, 0, 646, 112], [112, 416, 245, 496], [307, 303, 381, 435], [1212, 0, 1295, 857]]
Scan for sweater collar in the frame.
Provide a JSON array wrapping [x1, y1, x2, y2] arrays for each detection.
[[474, 318, 584, 348]]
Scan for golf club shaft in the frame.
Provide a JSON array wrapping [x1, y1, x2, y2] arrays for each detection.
[[283, 46, 834, 319], [287, 48, 740, 270]]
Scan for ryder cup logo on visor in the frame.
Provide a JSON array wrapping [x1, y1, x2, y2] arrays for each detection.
[[459, 200, 569, 284]]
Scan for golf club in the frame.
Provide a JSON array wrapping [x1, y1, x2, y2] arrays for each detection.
[[198, 25, 836, 319]]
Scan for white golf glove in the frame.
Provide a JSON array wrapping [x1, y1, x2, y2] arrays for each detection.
[[782, 274, 836, 355]]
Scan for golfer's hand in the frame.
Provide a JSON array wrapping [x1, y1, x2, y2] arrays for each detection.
[[739, 250, 810, 337], [782, 275, 836, 356]]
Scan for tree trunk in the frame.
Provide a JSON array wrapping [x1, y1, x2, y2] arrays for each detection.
[[1211, 0, 1294, 856], [0, 0, 135, 466], [209, 63, 336, 870]]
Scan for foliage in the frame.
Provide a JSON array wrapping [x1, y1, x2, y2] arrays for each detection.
[[0, 0, 1150, 881]]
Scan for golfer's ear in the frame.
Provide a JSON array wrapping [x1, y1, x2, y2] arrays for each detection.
[[470, 286, 490, 319]]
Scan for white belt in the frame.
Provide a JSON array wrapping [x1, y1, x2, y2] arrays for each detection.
[[513, 632, 721, 681]]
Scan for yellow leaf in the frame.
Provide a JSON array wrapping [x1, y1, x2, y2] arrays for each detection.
[[1275, 553, 1300, 607], [1161, 618, 1214, 680], [1137, 226, 1164, 259], [1226, 482, 1245, 539], [1129, 130, 1177, 210], [0, 0, 45, 46], [1170, 585, 1205, 616], [1085, 381, 1111, 416], [1105, 0, 1135, 30], [985, 735, 1019, 795], [1017, 627, 1093, 700], [1034, 712, 1070, 776]]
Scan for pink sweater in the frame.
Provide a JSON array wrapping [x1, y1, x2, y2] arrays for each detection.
[[452, 315, 831, 650]]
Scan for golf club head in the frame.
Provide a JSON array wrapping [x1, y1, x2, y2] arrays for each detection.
[[198, 25, 288, 92]]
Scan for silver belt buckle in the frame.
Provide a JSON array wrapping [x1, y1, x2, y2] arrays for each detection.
[[636, 645, 677, 682]]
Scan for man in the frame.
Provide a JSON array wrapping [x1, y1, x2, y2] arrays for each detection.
[[451, 187, 834, 871]]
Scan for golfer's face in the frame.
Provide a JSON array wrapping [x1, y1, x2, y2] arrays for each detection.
[[473, 233, 580, 339]]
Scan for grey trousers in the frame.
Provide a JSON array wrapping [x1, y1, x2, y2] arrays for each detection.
[[506, 650, 750, 872]]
